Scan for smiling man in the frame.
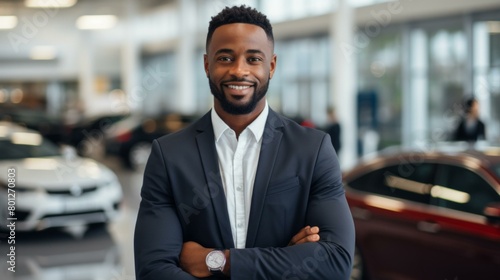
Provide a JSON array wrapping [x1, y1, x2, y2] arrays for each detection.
[[134, 5, 355, 280]]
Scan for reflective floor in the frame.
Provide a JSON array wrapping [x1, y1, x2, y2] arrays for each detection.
[[1, 157, 142, 280]]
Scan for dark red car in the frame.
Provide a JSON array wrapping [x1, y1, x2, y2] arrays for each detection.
[[343, 146, 500, 280]]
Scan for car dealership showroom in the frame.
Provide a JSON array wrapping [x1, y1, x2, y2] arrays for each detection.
[[1, 0, 500, 279]]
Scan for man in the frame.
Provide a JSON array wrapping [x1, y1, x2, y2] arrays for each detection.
[[453, 97, 486, 142], [324, 106, 342, 154], [134, 5, 355, 279]]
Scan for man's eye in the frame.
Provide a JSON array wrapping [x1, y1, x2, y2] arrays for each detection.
[[218, 57, 232, 62], [248, 57, 262, 62]]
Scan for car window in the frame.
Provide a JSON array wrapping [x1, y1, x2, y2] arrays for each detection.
[[493, 164, 500, 181], [433, 164, 500, 215], [0, 139, 60, 160], [348, 162, 436, 204]]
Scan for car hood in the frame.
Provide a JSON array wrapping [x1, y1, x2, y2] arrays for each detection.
[[0, 156, 117, 190]]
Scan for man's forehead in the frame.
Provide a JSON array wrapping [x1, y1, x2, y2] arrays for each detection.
[[212, 23, 266, 37], [208, 23, 272, 52]]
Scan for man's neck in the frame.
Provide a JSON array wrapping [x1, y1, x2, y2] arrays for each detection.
[[214, 101, 266, 137]]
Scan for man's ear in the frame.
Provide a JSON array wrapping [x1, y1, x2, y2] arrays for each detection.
[[269, 54, 277, 79], [204, 54, 209, 78]]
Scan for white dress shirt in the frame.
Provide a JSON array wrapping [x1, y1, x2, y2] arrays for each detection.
[[211, 102, 269, 248]]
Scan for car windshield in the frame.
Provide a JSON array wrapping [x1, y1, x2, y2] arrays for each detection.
[[0, 137, 61, 160]]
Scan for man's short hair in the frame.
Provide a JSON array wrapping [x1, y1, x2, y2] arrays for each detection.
[[206, 5, 274, 51], [464, 97, 477, 113]]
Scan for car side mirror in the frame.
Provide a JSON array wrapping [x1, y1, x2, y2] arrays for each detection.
[[483, 203, 500, 225]]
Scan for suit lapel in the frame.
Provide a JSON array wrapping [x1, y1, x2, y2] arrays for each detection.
[[245, 110, 284, 247], [195, 112, 234, 249]]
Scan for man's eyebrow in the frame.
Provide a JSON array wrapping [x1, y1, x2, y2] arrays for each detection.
[[214, 48, 234, 56], [247, 49, 266, 56], [214, 48, 266, 57]]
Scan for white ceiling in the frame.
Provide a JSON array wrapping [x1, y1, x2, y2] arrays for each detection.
[[0, 0, 177, 80]]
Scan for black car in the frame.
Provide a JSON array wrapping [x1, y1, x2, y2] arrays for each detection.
[[0, 107, 66, 144], [104, 113, 197, 169], [65, 113, 129, 156]]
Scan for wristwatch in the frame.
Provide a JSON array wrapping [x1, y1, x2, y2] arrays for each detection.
[[206, 250, 226, 275]]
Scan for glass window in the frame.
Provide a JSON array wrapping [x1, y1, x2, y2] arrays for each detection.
[[433, 164, 500, 215], [273, 36, 330, 125], [473, 17, 500, 144], [140, 52, 176, 114], [348, 162, 436, 204], [357, 29, 402, 149], [409, 20, 466, 144]]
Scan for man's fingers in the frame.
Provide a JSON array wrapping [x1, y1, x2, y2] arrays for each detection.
[[308, 226, 319, 235], [288, 226, 310, 245], [288, 226, 320, 246], [294, 233, 320, 245]]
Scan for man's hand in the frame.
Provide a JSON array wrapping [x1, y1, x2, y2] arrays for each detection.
[[288, 226, 320, 246], [180, 241, 213, 278]]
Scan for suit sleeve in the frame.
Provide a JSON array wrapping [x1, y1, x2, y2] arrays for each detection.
[[134, 140, 202, 280], [230, 134, 355, 280]]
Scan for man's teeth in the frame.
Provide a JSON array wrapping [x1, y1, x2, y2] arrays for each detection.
[[227, 85, 250, 90]]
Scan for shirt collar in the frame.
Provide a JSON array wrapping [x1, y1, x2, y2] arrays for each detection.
[[211, 100, 269, 142]]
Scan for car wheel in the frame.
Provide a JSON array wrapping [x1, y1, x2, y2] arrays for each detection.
[[350, 246, 366, 280], [129, 142, 152, 169]]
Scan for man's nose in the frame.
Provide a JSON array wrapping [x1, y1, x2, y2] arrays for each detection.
[[228, 57, 250, 77]]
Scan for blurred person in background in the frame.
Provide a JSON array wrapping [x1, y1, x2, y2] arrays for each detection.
[[323, 106, 342, 154], [134, 5, 354, 280], [452, 97, 486, 142]]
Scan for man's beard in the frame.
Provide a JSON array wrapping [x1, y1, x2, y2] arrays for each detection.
[[209, 77, 269, 115]]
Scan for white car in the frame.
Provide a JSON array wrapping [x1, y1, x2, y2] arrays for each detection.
[[0, 121, 123, 231]]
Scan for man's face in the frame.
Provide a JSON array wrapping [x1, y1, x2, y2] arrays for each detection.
[[470, 101, 479, 118], [204, 23, 276, 115]]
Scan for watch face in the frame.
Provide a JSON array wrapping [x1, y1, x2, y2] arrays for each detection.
[[206, 250, 225, 269]]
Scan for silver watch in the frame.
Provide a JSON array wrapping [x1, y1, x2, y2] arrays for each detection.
[[206, 250, 226, 275]]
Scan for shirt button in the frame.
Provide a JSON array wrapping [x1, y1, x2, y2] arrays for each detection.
[[236, 186, 242, 191], [237, 223, 243, 228]]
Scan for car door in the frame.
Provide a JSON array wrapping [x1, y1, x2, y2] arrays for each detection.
[[346, 160, 441, 279], [422, 163, 500, 279]]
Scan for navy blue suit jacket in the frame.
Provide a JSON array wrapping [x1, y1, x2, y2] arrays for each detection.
[[134, 109, 355, 279]]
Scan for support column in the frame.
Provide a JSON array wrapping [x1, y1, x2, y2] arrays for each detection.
[[122, 0, 139, 113], [331, 0, 357, 170], [409, 29, 428, 147], [78, 32, 97, 118], [473, 22, 491, 135], [176, 0, 196, 114], [402, 24, 412, 147]]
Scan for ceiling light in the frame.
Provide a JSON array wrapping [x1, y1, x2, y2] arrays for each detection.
[[30, 46, 57, 60], [76, 15, 117, 30], [25, 0, 77, 8], [0, 16, 18, 29]]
